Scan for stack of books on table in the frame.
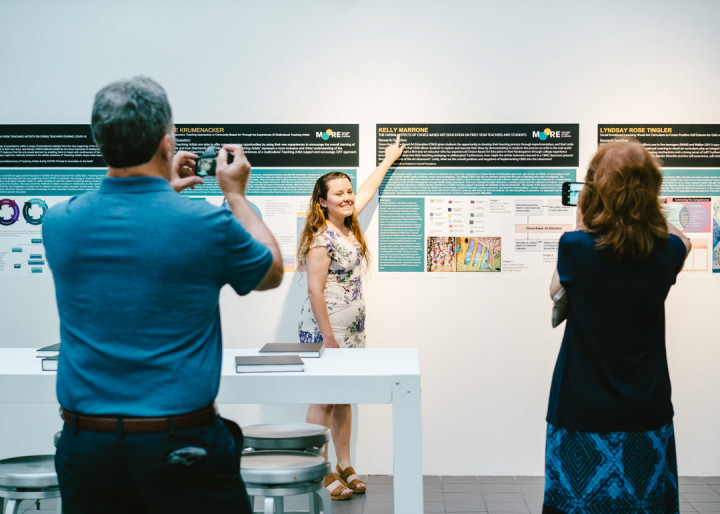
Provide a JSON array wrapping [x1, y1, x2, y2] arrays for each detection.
[[36, 343, 60, 371], [235, 343, 324, 373]]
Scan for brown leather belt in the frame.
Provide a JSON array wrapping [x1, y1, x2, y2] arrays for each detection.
[[61, 404, 217, 433]]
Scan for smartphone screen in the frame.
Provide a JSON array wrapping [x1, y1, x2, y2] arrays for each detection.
[[196, 156, 216, 177], [562, 182, 584, 206]]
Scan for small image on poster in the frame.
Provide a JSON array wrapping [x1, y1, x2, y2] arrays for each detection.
[[662, 197, 713, 272], [426, 237, 456, 272], [663, 198, 712, 233], [456, 237, 501, 272]]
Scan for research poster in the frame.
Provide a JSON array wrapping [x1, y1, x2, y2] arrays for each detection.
[[0, 124, 358, 276], [598, 124, 720, 274], [376, 124, 579, 275]]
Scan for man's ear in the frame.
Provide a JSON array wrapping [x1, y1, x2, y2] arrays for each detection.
[[158, 133, 174, 163]]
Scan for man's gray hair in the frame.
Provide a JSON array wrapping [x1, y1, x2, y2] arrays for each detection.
[[91, 77, 173, 168]]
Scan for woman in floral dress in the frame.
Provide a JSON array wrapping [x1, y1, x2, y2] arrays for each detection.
[[298, 226, 366, 347], [297, 135, 404, 500]]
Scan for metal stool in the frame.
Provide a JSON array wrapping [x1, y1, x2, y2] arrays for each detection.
[[243, 423, 330, 454], [0, 455, 61, 514], [241, 450, 331, 514]]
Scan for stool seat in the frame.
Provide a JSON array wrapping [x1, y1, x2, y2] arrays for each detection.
[[241, 451, 330, 485], [242, 451, 332, 513], [0, 455, 61, 514], [243, 423, 330, 452], [0, 456, 58, 489]]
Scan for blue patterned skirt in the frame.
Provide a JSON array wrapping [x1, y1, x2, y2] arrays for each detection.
[[543, 422, 678, 513]]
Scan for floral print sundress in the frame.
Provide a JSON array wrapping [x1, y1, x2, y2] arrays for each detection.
[[298, 226, 366, 348]]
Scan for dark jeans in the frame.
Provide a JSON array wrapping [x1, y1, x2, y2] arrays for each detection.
[[55, 415, 252, 514]]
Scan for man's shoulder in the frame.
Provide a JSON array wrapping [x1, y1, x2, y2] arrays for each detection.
[[44, 192, 94, 222], [169, 197, 234, 225]]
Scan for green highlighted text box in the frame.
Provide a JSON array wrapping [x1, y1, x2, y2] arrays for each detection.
[[661, 169, 720, 195], [379, 197, 425, 272]]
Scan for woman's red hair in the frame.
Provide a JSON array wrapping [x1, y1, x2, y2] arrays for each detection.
[[579, 141, 669, 262]]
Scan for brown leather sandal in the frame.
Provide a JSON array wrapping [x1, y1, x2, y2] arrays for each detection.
[[336, 464, 366, 494], [324, 472, 352, 500]]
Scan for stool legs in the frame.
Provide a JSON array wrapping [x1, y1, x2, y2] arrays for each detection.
[[308, 489, 332, 514], [3, 498, 20, 514], [0, 498, 63, 514], [262, 495, 284, 514], [250, 491, 331, 514], [308, 493, 318, 514]]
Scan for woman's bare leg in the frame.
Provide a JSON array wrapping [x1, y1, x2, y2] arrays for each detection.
[[331, 404, 352, 469], [307, 404, 352, 495]]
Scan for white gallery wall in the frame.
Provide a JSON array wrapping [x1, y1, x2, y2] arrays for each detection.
[[1, 0, 719, 475]]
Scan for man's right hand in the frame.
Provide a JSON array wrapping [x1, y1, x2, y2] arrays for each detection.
[[170, 150, 204, 192], [216, 144, 251, 196]]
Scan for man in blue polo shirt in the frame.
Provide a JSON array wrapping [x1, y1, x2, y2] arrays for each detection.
[[43, 77, 283, 513]]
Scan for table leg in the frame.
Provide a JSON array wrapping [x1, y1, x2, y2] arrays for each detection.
[[392, 376, 423, 514]]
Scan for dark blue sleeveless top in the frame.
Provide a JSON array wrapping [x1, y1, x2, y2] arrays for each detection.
[[547, 230, 687, 432]]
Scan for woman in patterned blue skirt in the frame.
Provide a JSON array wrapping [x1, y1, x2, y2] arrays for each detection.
[[545, 141, 691, 513]]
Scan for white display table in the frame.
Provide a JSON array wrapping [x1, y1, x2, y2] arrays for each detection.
[[0, 347, 423, 514]]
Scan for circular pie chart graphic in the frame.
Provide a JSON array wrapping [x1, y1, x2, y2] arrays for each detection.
[[23, 198, 49, 225], [0, 199, 20, 226]]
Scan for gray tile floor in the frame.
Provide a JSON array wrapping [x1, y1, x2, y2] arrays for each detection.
[[13, 475, 720, 513]]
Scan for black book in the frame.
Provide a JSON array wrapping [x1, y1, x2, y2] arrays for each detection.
[[41, 355, 59, 371], [259, 342, 324, 358], [235, 355, 304, 373]]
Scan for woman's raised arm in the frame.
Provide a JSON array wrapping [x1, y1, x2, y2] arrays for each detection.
[[354, 134, 405, 215]]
